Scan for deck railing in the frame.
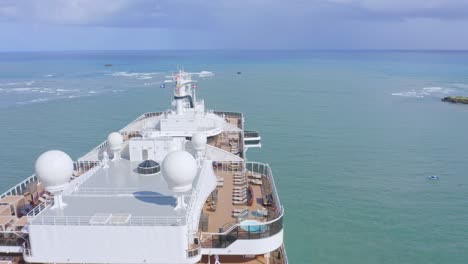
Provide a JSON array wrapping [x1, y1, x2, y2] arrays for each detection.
[[246, 162, 282, 210], [244, 130, 260, 139], [200, 207, 284, 248], [0, 174, 37, 198], [29, 215, 186, 226]]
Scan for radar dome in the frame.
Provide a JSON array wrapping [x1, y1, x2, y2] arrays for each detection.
[[107, 132, 123, 151], [162, 151, 197, 192], [192, 133, 207, 151], [35, 150, 73, 191]]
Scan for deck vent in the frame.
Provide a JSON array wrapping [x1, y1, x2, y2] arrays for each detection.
[[137, 160, 160, 175]]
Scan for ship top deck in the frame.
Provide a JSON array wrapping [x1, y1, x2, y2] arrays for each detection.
[[33, 158, 196, 225]]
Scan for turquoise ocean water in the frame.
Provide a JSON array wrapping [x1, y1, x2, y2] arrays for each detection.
[[1, 51, 467, 263]]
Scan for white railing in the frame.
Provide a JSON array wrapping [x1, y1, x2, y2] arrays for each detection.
[[30, 215, 186, 226], [201, 207, 284, 237], [64, 164, 101, 195], [281, 244, 289, 264], [0, 174, 37, 198], [27, 198, 53, 218], [69, 187, 139, 196], [246, 161, 282, 209]]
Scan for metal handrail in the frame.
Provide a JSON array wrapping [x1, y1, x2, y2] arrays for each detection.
[[202, 206, 283, 236], [30, 215, 186, 226], [0, 174, 37, 198]]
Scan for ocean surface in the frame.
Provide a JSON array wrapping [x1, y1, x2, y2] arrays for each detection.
[[1, 50, 468, 263]]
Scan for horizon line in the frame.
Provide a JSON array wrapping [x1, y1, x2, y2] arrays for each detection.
[[1, 48, 468, 53]]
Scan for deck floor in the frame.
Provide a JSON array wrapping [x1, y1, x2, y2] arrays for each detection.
[[203, 170, 266, 233]]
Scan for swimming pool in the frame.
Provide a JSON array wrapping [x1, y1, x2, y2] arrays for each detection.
[[239, 220, 266, 233]]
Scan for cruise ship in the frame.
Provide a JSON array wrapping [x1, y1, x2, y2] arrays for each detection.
[[0, 71, 287, 264]]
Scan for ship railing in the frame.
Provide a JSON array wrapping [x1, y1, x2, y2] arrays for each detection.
[[246, 162, 282, 210], [0, 174, 37, 198], [212, 161, 245, 173], [280, 244, 289, 264], [212, 111, 244, 130], [22, 242, 32, 257], [27, 198, 53, 218], [29, 215, 187, 226], [244, 130, 260, 139], [68, 187, 139, 196], [119, 112, 165, 132], [0, 231, 27, 247], [65, 163, 102, 195], [73, 160, 100, 176], [200, 207, 284, 248], [186, 231, 202, 258]]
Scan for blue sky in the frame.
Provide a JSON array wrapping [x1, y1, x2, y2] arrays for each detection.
[[1, 0, 468, 51]]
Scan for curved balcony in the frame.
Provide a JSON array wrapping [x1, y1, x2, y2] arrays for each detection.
[[200, 207, 283, 249]]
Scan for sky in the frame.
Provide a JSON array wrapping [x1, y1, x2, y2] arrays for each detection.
[[1, 0, 468, 51]]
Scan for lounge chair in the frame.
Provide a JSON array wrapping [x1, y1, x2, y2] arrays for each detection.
[[232, 199, 247, 205], [232, 208, 249, 218], [233, 193, 247, 198], [232, 208, 247, 213], [249, 174, 262, 180], [233, 195, 247, 201], [250, 179, 262, 185]]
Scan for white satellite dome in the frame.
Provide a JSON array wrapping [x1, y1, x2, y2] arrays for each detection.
[[35, 150, 73, 192], [162, 151, 198, 192], [107, 132, 123, 151], [192, 133, 207, 151]]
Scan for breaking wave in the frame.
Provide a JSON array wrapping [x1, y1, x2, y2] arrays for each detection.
[[391, 86, 455, 98], [109, 72, 161, 79]]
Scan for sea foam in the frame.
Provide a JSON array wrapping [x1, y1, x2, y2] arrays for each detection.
[[392, 86, 455, 98]]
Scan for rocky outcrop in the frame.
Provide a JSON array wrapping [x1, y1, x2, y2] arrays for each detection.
[[441, 96, 468, 104]]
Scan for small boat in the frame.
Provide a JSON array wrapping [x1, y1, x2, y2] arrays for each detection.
[[104, 64, 113, 67]]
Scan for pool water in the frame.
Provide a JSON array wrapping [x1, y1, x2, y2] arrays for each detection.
[[240, 220, 266, 233]]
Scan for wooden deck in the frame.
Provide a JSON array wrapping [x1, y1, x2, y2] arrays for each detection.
[[202, 170, 268, 233]]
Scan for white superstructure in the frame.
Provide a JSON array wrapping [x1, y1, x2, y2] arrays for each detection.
[[0, 70, 287, 264]]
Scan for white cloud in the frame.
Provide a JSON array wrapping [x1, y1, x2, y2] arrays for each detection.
[[0, 0, 131, 25], [0, 0, 468, 29]]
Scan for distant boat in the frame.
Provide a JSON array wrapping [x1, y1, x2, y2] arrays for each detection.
[[237, 71, 242, 74], [104, 64, 113, 67], [427, 175, 439, 180]]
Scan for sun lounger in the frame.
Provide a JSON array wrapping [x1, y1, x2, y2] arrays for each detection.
[[232, 208, 247, 213], [233, 195, 247, 201], [249, 179, 262, 185], [249, 174, 262, 180], [234, 178, 246, 182], [232, 199, 247, 205], [232, 208, 249, 218], [233, 193, 247, 198]]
